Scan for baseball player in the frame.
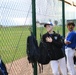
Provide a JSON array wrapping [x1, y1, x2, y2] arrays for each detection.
[[42, 22, 67, 75], [65, 22, 76, 75]]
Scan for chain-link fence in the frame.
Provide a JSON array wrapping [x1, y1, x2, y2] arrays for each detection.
[[0, 0, 33, 75], [0, 0, 76, 75]]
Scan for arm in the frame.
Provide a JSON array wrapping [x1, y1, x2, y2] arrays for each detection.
[[64, 32, 74, 45], [64, 39, 71, 45], [45, 34, 64, 48]]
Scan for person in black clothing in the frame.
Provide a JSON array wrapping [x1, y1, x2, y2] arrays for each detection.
[[42, 22, 67, 75]]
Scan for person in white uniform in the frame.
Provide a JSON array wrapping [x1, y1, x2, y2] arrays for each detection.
[[65, 22, 76, 75]]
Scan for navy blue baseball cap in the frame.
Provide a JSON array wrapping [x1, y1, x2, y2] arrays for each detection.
[[44, 22, 53, 27]]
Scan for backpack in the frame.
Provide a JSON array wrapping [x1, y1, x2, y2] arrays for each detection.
[[38, 41, 51, 65], [0, 59, 8, 75], [26, 33, 39, 66], [26, 33, 51, 73], [37, 40, 52, 73]]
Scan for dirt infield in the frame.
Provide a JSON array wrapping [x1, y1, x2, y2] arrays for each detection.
[[6, 57, 33, 75], [6, 57, 76, 75], [6, 57, 53, 75]]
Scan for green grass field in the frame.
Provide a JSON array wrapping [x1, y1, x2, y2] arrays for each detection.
[[0, 25, 75, 63], [1, 26, 30, 63]]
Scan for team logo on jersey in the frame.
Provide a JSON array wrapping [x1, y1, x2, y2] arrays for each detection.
[[54, 36, 57, 40]]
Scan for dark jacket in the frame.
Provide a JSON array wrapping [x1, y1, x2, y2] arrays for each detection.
[[42, 31, 64, 60]]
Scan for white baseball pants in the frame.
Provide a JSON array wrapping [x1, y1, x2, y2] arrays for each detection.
[[50, 57, 67, 75], [65, 47, 76, 75]]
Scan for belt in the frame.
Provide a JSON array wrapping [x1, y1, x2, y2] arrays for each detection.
[[71, 47, 75, 49], [66, 47, 76, 50]]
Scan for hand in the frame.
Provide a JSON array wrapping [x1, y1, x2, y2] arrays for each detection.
[[64, 39, 67, 43], [46, 37, 53, 42], [64, 39, 71, 44]]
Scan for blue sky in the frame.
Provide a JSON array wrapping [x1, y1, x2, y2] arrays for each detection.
[[0, 0, 76, 26]]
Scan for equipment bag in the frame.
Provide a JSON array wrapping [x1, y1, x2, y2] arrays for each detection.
[[26, 33, 39, 66], [27, 33, 51, 73], [38, 41, 51, 65], [37, 41, 51, 73]]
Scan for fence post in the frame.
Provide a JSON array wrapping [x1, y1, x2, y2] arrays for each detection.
[[32, 0, 37, 75], [62, 0, 65, 37]]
